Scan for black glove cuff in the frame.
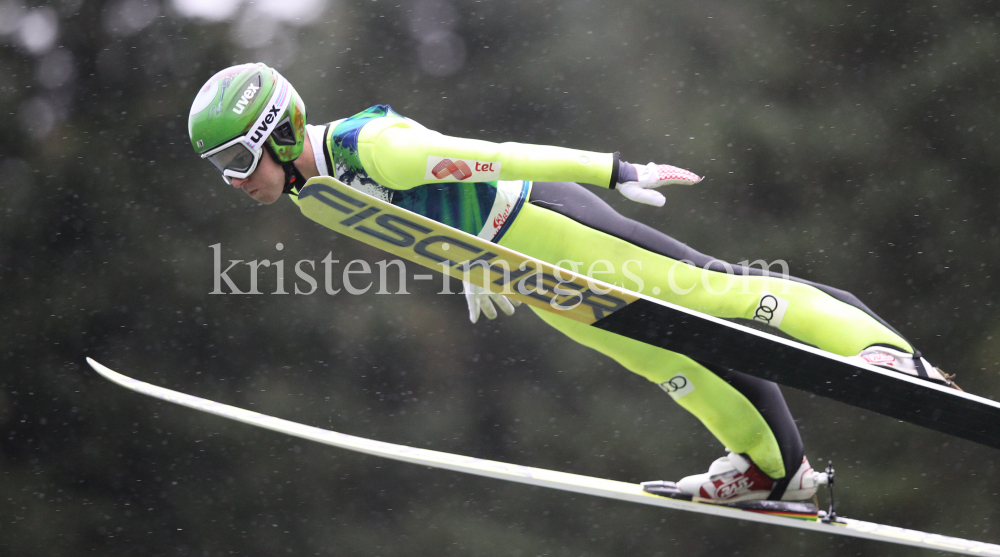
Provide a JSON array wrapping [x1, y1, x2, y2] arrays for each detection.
[[609, 151, 620, 190]]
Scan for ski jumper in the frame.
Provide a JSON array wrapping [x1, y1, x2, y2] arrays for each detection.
[[292, 105, 918, 494]]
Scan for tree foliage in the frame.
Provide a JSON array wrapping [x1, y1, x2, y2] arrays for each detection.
[[2, 1, 999, 555]]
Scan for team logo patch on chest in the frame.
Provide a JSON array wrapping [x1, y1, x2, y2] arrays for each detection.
[[425, 156, 501, 181]]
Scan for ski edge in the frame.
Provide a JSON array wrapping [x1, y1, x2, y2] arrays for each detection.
[[86, 358, 1000, 556]]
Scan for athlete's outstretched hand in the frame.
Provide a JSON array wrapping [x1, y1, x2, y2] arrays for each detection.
[[618, 163, 702, 207], [464, 282, 521, 324]]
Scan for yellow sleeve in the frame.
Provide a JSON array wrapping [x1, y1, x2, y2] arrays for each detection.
[[356, 117, 616, 191]]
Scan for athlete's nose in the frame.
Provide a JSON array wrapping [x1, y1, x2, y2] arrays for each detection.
[[231, 176, 247, 189]]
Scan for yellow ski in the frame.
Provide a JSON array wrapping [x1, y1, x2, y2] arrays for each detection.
[[297, 176, 1000, 451]]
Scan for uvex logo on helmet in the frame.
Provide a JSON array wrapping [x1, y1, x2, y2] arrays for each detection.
[[232, 82, 261, 115], [249, 104, 282, 143], [233, 74, 261, 114]]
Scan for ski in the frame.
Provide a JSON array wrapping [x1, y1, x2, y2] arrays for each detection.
[[296, 177, 1000, 450], [86, 357, 1000, 556]]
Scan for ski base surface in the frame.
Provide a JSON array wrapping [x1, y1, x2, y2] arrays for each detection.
[[86, 358, 1000, 556]]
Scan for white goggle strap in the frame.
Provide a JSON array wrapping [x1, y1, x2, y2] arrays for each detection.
[[244, 77, 291, 152]]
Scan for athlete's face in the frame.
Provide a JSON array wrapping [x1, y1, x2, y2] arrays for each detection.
[[231, 151, 285, 205]]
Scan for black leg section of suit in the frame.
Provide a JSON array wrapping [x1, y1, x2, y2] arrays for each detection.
[[698, 363, 804, 500]]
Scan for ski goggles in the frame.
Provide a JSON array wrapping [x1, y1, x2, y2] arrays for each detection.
[[201, 78, 291, 184]]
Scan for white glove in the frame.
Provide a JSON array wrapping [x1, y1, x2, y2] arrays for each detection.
[[463, 281, 521, 324], [618, 162, 703, 207]]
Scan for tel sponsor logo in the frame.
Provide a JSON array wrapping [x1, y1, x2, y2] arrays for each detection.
[[431, 158, 473, 180], [425, 156, 502, 181], [232, 82, 261, 114]]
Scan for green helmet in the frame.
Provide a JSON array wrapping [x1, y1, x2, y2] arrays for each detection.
[[188, 63, 307, 185]]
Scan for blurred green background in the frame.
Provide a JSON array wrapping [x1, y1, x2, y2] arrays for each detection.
[[2, 0, 999, 555]]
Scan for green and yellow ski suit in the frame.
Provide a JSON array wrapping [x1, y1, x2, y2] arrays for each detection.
[[293, 105, 916, 487]]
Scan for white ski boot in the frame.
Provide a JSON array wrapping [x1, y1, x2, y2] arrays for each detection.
[[854, 346, 958, 388], [675, 452, 827, 503]]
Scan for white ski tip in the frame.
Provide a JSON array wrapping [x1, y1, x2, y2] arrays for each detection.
[[86, 357, 119, 381]]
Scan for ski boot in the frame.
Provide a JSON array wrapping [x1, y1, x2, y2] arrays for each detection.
[[643, 452, 826, 503], [854, 345, 959, 389]]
